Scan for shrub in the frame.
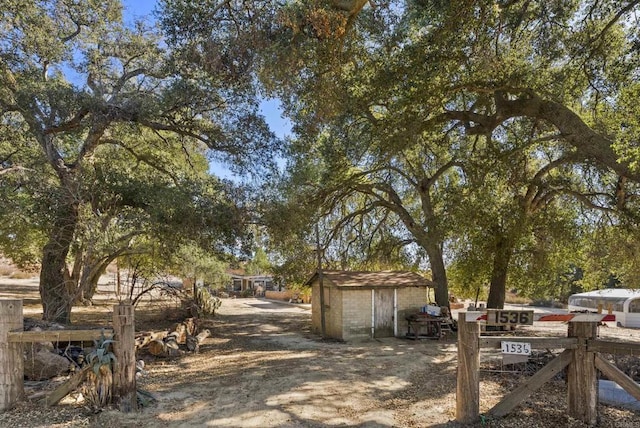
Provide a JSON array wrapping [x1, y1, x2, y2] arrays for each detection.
[[83, 336, 116, 410], [194, 286, 222, 316]]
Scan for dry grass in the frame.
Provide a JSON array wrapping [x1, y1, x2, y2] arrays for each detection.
[[84, 365, 113, 411], [0, 265, 14, 276], [0, 262, 638, 427], [0, 256, 37, 279], [505, 291, 532, 305], [9, 270, 37, 279]]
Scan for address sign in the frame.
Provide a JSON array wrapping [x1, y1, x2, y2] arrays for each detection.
[[501, 341, 532, 355], [488, 310, 534, 325]]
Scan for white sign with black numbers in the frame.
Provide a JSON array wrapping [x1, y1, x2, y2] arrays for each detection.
[[501, 341, 532, 355]]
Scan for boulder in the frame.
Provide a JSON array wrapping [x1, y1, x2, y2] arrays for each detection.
[[24, 346, 71, 380]]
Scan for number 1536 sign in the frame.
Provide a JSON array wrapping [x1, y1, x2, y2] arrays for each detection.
[[488, 310, 534, 325]]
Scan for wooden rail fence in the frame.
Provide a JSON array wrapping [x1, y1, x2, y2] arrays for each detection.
[[456, 310, 640, 425], [0, 299, 137, 412]]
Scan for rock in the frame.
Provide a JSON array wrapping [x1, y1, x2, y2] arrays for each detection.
[[24, 347, 71, 381]]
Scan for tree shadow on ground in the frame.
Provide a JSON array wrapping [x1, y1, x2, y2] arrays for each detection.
[[103, 298, 465, 427]]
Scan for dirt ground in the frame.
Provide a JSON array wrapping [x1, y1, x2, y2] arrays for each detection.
[[1, 276, 640, 427]]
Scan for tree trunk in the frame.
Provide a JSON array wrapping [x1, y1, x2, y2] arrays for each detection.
[[422, 241, 449, 307], [77, 259, 110, 304], [39, 200, 79, 324], [486, 235, 513, 309], [372, 177, 451, 307], [409, 232, 449, 307]]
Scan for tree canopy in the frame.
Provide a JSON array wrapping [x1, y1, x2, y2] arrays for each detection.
[[3, 0, 640, 320], [0, 0, 278, 322], [219, 0, 640, 306]]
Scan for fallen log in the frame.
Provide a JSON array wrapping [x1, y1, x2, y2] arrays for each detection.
[[186, 329, 210, 352], [171, 318, 197, 344], [46, 365, 91, 406], [147, 333, 182, 357], [143, 318, 201, 357], [165, 331, 181, 357], [135, 331, 167, 349], [172, 323, 187, 345], [147, 339, 167, 357]]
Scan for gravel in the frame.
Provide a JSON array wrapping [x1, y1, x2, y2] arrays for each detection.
[[1, 297, 639, 427]]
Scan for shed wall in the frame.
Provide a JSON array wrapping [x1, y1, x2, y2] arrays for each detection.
[[341, 289, 374, 340], [311, 279, 344, 338], [311, 277, 430, 340], [327, 288, 343, 339], [311, 281, 320, 335], [311, 280, 324, 335], [396, 286, 429, 336]]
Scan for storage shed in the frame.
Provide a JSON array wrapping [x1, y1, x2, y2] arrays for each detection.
[[308, 270, 435, 341]]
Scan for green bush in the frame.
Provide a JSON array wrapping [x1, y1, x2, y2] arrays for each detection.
[[195, 286, 222, 316]]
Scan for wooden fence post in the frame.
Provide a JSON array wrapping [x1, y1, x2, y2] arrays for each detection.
[[456, 312, 480, 423], [112, 304, 137, 412], [0, 299, 23, 411], [567, 321, 598, 425]]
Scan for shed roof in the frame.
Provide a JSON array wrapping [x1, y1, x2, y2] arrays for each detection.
[[307, 270, 435, 289]]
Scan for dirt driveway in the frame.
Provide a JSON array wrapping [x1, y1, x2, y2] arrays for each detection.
[[99, 298, 640, 428], [97, 298, 460, 427], [1, 291, 640, 427]]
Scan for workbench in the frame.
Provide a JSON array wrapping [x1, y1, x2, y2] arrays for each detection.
[[405, 313, 444, 340]]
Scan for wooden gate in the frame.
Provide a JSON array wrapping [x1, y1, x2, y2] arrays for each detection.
[[373, 289, 394, 338], [456, 310, 640, 425], [0, 299, 137, 412]]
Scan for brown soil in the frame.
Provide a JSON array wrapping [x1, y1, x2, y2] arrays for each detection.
[[0, 276, 639, 427]]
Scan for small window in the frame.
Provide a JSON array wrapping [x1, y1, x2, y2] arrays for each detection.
[[629, 299, 640, 313]]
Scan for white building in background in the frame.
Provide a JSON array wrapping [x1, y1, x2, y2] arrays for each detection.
[[568, 288, 640, 328], [227, 269, 276, 295]]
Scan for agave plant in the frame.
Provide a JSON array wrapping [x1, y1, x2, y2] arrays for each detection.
[[84, 335, 117, 410], [86, 338, 117, 375]]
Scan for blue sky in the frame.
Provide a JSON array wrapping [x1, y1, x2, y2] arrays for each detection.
[[122, 0, 155, 19], [122, 1, 290, 180], [122, 0, 291, 141]]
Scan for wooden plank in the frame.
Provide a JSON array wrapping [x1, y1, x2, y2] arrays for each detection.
[[465, 311, 488, 322], [588, 339, 640, 355], [538, 313, 615, 322], [112, 304, 137, 412], [456, 313, 480, 423], [567, 322, 598, 425], [8, 329, 114, 343], [0, 299, 23, 412], [489, 349, 573, 417], [46, 365, 91, 406], [480, 336, 578, 349], [503, 354, 529, 365], [595, 355, 640, 402]]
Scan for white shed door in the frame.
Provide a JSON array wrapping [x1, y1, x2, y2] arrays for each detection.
[[374, 289, 394, 338]]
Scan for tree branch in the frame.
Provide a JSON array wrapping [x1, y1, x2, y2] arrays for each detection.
[[590, 1, 640, 49], [43, 108, 91, 135], [60, 22, 82, 43], [563, 189, 616, 213], [0, 166, 31, 176], [100, 138, 181, 186], [442, 89, 639, 182]]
